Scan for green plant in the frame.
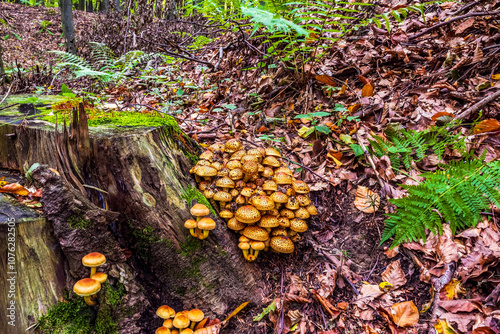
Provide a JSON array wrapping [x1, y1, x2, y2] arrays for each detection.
[[381, 157, 500, 248], [181, 185, 216, 216], [368, 123, 466, 173], [258, 134, 285, 143], [295, 111, 331, 136], [39, 20, 53, 35]]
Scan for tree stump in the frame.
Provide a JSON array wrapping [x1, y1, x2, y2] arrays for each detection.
[[0, 98, 266, 333]]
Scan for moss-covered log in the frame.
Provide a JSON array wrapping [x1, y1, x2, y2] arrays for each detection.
[[0, 97, 266, 333]]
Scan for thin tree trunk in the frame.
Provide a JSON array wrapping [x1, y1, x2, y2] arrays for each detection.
[[86, 0, 93, 12], [60, 0, 77, 55], [0, 43, 5, 83], [114, 0, 121, 11], [79, 0, 85, 11], [101, 0, 109, 12]]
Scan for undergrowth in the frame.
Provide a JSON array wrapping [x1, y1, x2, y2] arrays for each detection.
[[382, 156, 500, 248]]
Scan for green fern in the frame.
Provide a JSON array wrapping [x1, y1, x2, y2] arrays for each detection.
[[368, 123, 466, 172], [382, 158, 500, 248]]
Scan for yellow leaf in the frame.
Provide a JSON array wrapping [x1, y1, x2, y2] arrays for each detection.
[[354, 186, 380, 213], [434, 319, 459, 334], [224, 301, 250, 322], [390, 301, 419, 328], [379, 281, 393, 291], [0, 183, 30, 196], [199, 143, 210, 148], [298, 126, 313, 138], [492, 73, 500, 80], [442, 279, 465, 300]]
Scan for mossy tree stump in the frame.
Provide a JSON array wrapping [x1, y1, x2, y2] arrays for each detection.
[[0, 97, 266, 333]]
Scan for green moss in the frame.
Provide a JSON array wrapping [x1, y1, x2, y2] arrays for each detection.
[[184, 150, 200, 165], [181, 185, 216, 216], [37, 291, 94, 334], [94, 283, 127, 334], [68, 214, 92, 230], [179, 235, 202, 257], [128, 221, 174, 263]]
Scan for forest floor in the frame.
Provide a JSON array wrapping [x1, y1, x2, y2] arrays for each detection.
[[2, 1, 500, 333]]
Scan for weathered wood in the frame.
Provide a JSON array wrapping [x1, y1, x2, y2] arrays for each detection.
[[0, 194, 66, 333], [0, 100, 266, 332]]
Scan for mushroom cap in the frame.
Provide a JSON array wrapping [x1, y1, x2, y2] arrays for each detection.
[[198, 181, 211, 191], [270, 236, 295, 253], [226, 160, 242, 170], [292, 180, 310, 194], [217, 167, 229, 177], [250, 241, 266, 251], [157, 305, 176, 319], [199, 151, 214, 161], [243, 226, 269, 241], [210, 161, 223, 170], [247, 148, 263, 158], [225, 139, 243, 154], [156, 326, 172, 334], [238, 242, 250, 250], [229, 168, 243, 180], [290, 218, 308, 232], [280, 209, 295, 219], [295, 207, 311, 219], [296, 194, 311, 206], [242, 161, 259, 175], [241, 154, 259, 164], [235, 195, 246, 205], [184, 219, 198, 229], [190, 204, 210, 217], [273, 172, 293, 185], [271, 228, 288, 236], [73, 278, 101, 297], [262, 167, 274, 178], [246, 182, 257, 189], [252, 195, 275, 211], [82, 252, 106, 268], [208, 142, 225, 153], [213, 191, 232, 202], [262, 180, 277, 192], [90, 272, 108, 284], [196, 160, 211, 167], [195, 166, 217, 178], [216, 177, 235, 189], [203, 189, 215, 199], [262, 156, 280, 168], [306, 204, 318, 215], [235, 180, 246, 188], [285, 198, 299, 210], [270, 191, 288, 204], [230, 189, 239, 197], [239, 235, 251, 243], [240, 187, 254, 197], [188, 309, 204, 322], [258, 215, 279, 228], [265, 147, 281, 157], [180, 329, 193, 334], [230, 149, 247, 161], [278, 217, 290, 228], [227, 217, 246, 231], [286, 187, 296, 197], [163, 319, 173, 328], [173, 314, 190, 329], [198, 217, 216, 231], [219, 209, 234, 219], [268, 208, 280, 216], [275, 166, 293, 176], [235, 205, 261, 224]]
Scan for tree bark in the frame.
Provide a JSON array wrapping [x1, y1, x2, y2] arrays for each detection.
[[79, 0, 85, 10], [0, 42, 5, 83], [60, 0, 77, 55], [0, 102, 266, 332]]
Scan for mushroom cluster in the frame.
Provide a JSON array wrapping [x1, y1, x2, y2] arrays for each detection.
[[155, 305, 213, 333], [184, 204, 216, 240], [189, 139, 317, 261], [73, 252, 108, 306]]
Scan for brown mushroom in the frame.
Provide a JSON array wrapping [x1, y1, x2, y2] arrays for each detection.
[[73, 278, 101, 306], [217, 167, 230, 177], [203, 189, 215, 199], [198, 217, 216, 240], [306, 204, 318, 215], [258, 215, 279, 230], [271, 228, 288, 236], [235, 205, 261, 224], [270, 191, 288, 209], [252, 195, 275, 214], [275, 166, 293, 176], [230, 188, 239, 197], [296, 194, 311, 206], [248, 241, 266, 261], [225, 139, 243, 154], [262, 167, 274, 178], [188, 309, 204, 330], [290, 218, 308, 233], [238, 241, 250, 260], [270, 236, 295, 253], [195, 166, 218, 181], [184, 219, 198, 238], [157, 305, 176, 319], [199, 151, 214, 161], [292, 180, 310, 194], [242, 226, 269, 241], [230, 149, 247, 160], [278, 217, 290, 228], [90, 272, 108, 284], [219, 209, 233, 220], [156, 326, 172, 334], [262, 156, 280, 168], [295, 207, 310, 219], [190, 204, 210, 222], [235, 195, 246, 205], [285, 197, 299, 210], [280, 208, 295, 219], [273, 172, 293, 185], [173, 314, 190, 331], [163, 319, 174, 329], [229, 168, 243, 180], [241, 155, 259, 164], [198, 181, 211, 191], [215, 177, 235, 192], [227, 217, 246, 231], [208, 142, 225, 154], [82, 252, 106, 276], [262, 180, 278, 195], [226, 159, 242, 170], [242, 161, 259, 182], [213, 191, 232, 209], [265, 147, 282, 158]]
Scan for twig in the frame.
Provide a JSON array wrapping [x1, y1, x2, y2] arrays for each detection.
[[0, 103, 18, 112], [319, 249, 360, 295], [0, 80, 14, 105], [456, 89, 500, 119], [409, 11, 500, 40], [445, 0, 487, 18], [355, 132, 385, 190], [50, 69, 65, 88], [281, 156, 336, 186]]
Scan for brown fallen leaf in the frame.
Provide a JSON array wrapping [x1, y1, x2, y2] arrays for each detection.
[[434, 318, 459, 334], [472, 119, 500, 134], [361, 83, 374, 97], [315, 75, 336, 87], [354, 186, 380, 213], [0, 183, 30, 196], [382, 260, 407, 289], [390, 301, 419, 328]]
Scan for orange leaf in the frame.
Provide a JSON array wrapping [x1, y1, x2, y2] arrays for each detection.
[[257, 126, 268, 133], [348, 104, 361, 113], [390, 301, 419, 327], [315, 75, 337, 87], [224, 301, 250, 322], [328, 150, 343, 160], [354, 186, 380, 213], [356, 75, 370, 85], [441, 279, 465, 300], [431, 112, 455, 122], [361, 83, 374, 97], [0, 183, 30, 196], [472, 119, 500, 134]]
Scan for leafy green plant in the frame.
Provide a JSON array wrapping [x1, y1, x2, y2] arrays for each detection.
[[258, 134, 285, 143], [368, 123, 466, 173], [295, 111, 331, 136], [39, 20, 53, 35], [382, 157, 500, 248]]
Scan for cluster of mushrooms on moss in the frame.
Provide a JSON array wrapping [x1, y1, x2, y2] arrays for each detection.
[[155, 305, 219, 334], [188, 139, 317, 261], [72, 252, 107, 306]]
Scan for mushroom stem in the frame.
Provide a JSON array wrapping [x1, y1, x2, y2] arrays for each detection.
[[242, 249, 249, 260], [84, 296, 97, 306], [247, 254, 255, 262], [195, 175, 201, 183], [253, 250, 260, 260], [189, 228, 198, 238], [90, 267, 97, 276], [195, 228, 202, 238], [190, 322, 197, 330], [199, 230, 210, 240], [220, 201, 226, 209]]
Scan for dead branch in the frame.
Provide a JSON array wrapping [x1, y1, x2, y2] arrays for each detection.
[[456, 89, 500, 119]]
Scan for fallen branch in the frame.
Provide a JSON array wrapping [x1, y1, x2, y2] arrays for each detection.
[[456, 89, 500, 119], [408, 11, 500, 40]]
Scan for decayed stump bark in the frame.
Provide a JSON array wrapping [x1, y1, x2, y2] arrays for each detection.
[[0, 101, 266, 333]]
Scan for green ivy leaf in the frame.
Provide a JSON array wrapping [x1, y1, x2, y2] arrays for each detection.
[[350, 144, 364, 157], [315, 125, 331, 134]]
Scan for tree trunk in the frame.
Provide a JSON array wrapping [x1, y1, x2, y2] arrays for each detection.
[[87, 0, 93, 12], [60, 0, 77, 55], [101, 0, 109, 12], [0, 101, 266, 332], [0, 195, 66, 333], [0, 42, 5, 83], [79, 0, 85, 11]]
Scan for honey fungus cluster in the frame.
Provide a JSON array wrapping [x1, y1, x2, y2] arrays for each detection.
[[189, 139, 317, 261]]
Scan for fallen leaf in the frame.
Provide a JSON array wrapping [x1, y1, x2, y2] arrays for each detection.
[[435, 319, 459, 334], [361, 83, 374, 97], [315, 75, 337, 87], [225, 301, 250, 322], [442, 279, 465, 300], [0, 183, 30, 196], [472, 119, 500, 134], [339, 134, 354, 145], [492, 74, 500, 80], [354, 186, 380, 213], [390, 301, 419, 328], [381, 260, 407, 289], [455, 17, 475, 35], [431, 111, 455, 122]]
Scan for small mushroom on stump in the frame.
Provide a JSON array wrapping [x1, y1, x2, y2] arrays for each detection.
[[198, 217, 216, 240], [188, 309, 204, 330], [73, 278, 101, 306], [184, 219, 198, 238], [190, 204, 210, 223], [156, 326, 172, 334], [82, 252, 106, 277]]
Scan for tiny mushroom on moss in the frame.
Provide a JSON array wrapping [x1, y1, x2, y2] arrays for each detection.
[[73, 278, 101, 306], [198, 217, 216, 240], [82, 252, 106, 276]]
